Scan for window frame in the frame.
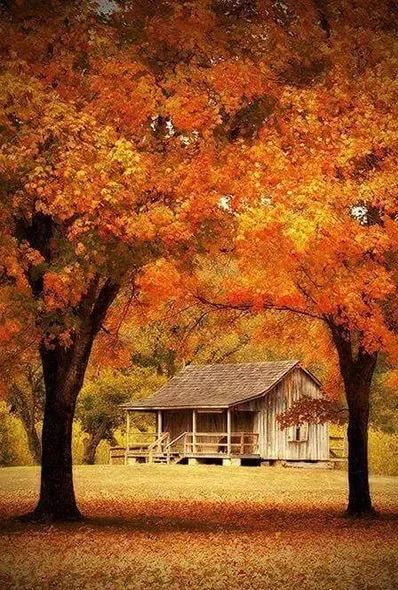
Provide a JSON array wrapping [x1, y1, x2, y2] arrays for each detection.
[[288, 422, 309, 442]]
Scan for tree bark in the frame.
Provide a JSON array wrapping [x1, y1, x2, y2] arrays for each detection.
[[22, 278, 120, 522], [32, 378, 80, 521], [82, 423, 107, 465], [329, 321, 377, 516], [346, 383, 373, 516]]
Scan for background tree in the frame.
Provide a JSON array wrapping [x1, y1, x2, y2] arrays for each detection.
[[77, 367, 165, 464], [0, 289, 43, 463], [8, 363, 44, 464], [369, 360, 398, 434]]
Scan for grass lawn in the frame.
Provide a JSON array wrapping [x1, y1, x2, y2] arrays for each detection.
[[0, 465, 397, 590]]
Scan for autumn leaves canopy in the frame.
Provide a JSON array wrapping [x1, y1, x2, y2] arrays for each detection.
[[1, 1, 398, 344], [1, 0, 398, 518]]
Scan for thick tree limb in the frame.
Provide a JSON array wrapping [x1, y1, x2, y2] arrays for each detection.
[[195, 294, 324, 321]]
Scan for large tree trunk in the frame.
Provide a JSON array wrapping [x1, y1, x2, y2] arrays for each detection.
[[33, 379, 80, 521], [346, 383, 372, 515], [25, 342, 86, 522], [329, 321, 377, 516], [15, 213, 120, 521], [22, 279, 120, 522]]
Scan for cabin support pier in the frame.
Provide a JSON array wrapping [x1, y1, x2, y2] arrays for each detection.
[[223, 457, 241, 466], [188, 458, 200, 465]]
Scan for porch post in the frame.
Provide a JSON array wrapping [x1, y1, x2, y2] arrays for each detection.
[[125, 410, 130, 465], [227, 408, 232, 455], [157, 410, 162, 452], [157, 410, 162, 438], [192, 409, 197, 453]]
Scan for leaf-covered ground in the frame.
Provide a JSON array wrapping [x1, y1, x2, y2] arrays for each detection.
[[0, 465, 397, 590]]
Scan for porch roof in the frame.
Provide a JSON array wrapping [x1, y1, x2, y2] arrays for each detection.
[[122, 360, 321, 410]]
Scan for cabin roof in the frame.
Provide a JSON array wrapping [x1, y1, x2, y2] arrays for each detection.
[[122, 360, 321, 410]]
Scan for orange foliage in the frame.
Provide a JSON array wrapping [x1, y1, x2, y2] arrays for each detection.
[[0, 0, 398, 390]]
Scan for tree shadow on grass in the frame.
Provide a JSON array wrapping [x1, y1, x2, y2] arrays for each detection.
[[84, 509, 398, 534], [1, 503, 398, 536]]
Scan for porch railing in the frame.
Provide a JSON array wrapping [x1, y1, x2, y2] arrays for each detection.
[[126, 432, 170, 455], [170, 432, 260, 455], [110, 431, 260, 463], [126, 432, 158, 453], [147, 432, 170, 462]]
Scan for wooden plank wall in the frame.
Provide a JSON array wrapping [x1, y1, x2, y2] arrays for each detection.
[[197, 412, 226, 433], [236, 368, 329, 461], [162, 368, 329, 461], [163, 409, 192, 441], [163, 410, 255, 439]]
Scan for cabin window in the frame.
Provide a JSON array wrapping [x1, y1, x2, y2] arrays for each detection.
[[288, 422, 308, 442]]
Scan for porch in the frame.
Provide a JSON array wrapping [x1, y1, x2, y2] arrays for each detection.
[[110, 407, 260, 465]]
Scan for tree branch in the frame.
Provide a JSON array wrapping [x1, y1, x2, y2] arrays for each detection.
[[314, 0, 331, 39], [195, 294, 325, 321]]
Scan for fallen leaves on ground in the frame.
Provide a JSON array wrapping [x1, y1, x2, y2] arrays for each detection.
[[0, 465, 397, 590]]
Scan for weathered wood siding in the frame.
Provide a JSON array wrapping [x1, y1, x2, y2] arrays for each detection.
[[231, 411, 255, 432], [164, 410, 256, 439], [197, 412, 226, 433], [163, 410, 192, 441], [163, 368, 329, 460], [163, 410, 229, 440], [236, 368, 329, 461]]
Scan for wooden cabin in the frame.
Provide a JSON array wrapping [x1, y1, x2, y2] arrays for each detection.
[[115, 360, 331, 466]]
